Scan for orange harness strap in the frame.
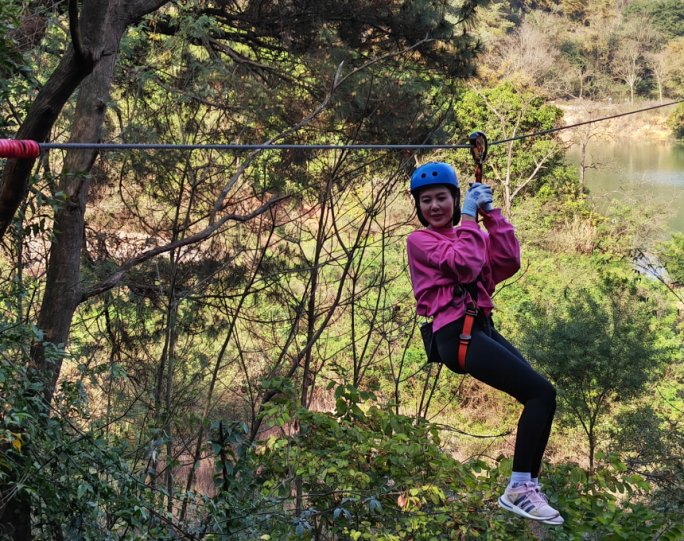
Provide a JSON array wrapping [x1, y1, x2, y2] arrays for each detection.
[[458, 305, 478, 371]]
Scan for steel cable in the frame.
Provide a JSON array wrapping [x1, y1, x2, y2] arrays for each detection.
[[1, 99, 683, 158]]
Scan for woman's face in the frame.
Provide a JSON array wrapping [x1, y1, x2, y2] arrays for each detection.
[[418, 185, 454, 228]]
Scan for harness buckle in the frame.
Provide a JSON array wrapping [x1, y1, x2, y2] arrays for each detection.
[[459, 334, 471, 342]]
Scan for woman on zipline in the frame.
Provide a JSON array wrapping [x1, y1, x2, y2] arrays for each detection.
[[406, 162, 562, 526]]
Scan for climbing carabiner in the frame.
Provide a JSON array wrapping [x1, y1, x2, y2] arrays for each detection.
[[468, 131, 488, 185]]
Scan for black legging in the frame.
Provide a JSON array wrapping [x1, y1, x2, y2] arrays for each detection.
[[435, 315, 556, 477]]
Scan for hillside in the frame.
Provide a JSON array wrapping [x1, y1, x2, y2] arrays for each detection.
[[557, 99, 674, 141]]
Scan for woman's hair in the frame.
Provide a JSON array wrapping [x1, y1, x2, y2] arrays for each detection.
[[414, 184, 461, 227]]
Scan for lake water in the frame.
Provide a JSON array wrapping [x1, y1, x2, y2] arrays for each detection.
[[565, 140, 684, 232]]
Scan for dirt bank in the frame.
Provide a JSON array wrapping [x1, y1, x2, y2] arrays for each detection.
[[555, 100, 674, 142]]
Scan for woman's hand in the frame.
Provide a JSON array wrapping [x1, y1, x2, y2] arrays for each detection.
[[462, 184, 493, 217], [462, 185, 482, 217], [469, 183, 494, 211]]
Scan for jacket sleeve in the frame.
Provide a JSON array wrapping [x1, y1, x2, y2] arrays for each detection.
[[406, 221, 488, 285], [481, 209, 521, 285]]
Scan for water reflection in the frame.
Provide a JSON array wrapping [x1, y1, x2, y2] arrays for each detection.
[[566, 140, 684, 231]]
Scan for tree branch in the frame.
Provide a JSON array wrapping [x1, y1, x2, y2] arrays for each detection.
[[80, 194, 289, 301], [510, 143, 559, 201], [208, 62, 344, 225], [208, 38, 425, 225], [68, 0, 85, 62]]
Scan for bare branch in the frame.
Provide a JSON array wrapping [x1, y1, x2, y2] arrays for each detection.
[[490, 259, 531, 300], [634, 248, 684, 304], [209, 73, 339, 224], [334, 36, 432, 89], [510, 143, 559, 200], [80, 194, 289, 301]]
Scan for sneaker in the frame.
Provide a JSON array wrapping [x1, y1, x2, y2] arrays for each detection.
[[498, 481, 560, 521], [534, 485, 564, 526], [541, 514, 565, 525]]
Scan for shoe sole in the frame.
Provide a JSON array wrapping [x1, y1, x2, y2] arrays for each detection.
[[541, 517, 564, 526], [498, 495, 560, 522]]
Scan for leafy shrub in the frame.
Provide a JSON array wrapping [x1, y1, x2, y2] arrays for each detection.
[[667, 103, 684, 139], [207, 383, 684, 540], [1, 334, 683, 541], [0, 322, 182, 539]]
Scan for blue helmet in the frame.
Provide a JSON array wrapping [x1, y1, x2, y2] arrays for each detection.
[[410, 162, 459, 195]]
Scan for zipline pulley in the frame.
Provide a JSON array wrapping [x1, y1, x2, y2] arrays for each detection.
[[468, 131, 488, 185]]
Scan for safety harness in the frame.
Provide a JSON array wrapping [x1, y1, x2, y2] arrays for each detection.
[[457, 280, 481, 371]]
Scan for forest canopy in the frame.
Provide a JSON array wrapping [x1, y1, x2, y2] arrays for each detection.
[[624, 0, 684, 39]]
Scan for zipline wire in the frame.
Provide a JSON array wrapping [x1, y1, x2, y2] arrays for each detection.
[[493, 98, 684, 145], [3, 99, 683, 156], [38, 142, 475, 151], [42, 99, 684, 152]]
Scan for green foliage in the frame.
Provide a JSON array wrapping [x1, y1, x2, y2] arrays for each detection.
[[544, 455, 680, 541], [476, 0, 516, 43], [0, 0, 22, 79], [658, 231, 684, 283], [562, 0, 588, 22], [522, 272, 668, 467], [667, 103, 684, 139], [217, 384, 682, 540], [0, 319, 193, 538], [0, 0, 34, 134], [257, 393, 520, 540], [624, 0, 684, 40], [449, 82, 564, 206]]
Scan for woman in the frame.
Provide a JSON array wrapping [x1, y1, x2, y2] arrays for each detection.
[[406, 162, 562, 526]]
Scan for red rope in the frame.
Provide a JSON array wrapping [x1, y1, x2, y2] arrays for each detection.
[[0, 139, 40, 159]]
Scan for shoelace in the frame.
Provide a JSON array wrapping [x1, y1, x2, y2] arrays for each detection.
[[517, 482, 549, 509], [533, 484, 550, 504]]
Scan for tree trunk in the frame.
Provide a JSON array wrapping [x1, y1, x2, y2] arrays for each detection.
[[29, 0, 171, 398], [165, 310, 177, 513], [579, 141, 586, 196], [504, 181, 512, 215], [3, 0, 188, 536], [296, 188, 330, 517], [658, 78, 663, 105], [504, 142, 514, 215], [31, 47, 118, 399], [301, 184, 329, 409], [0, 0, 112, 239], [164, 266, 178, 513], [2, 4, 112, 533], [0, 47, 88, 240]]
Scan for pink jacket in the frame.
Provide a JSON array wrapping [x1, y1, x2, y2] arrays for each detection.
[[406, 209, 521, 332]]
